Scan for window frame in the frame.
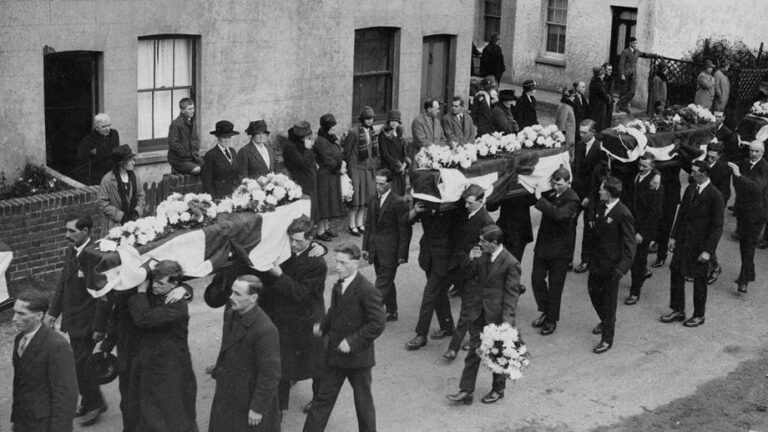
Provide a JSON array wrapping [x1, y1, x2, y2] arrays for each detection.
[[352, 27, 399, 124], [137, 34, 199, 153], [483, 0, 502, 42], [538, 0, 568, 64]]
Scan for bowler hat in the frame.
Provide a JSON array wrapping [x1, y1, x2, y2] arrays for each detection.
[[210, 120, 240, 137], [499, 89, 516, 102], [111, 144, 136, 164], [86, 351, 118, 385], [704, 59, 715, 68], [244, 120, 270, 136], [386, 110, 402, 124], [522, 79, 537, 91], [359, 106, 375, 120], [292, 120, 312, 137]]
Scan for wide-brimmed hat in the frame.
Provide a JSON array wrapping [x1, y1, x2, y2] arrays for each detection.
[[86, 351, 118, 384], [210, 120, 240, 137], [386, 110, 402, 123], [499, 89, 516, 102], [111, 144, 136, 164], [704, 59, 715, 68], [523, 79, 537, 92], [292, 121, 312, 137], [244, 120, 270, 136]]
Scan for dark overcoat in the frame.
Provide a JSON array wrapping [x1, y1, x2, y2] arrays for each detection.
[[414, 208, 462, 277], [259, 248, 327, 381], [377, 127, 409, 195], [462, 247, 522, 326], [75, 129, 120, 185], [533, 188, 581, 260], [237, 141, 275, 180], [588, 200, 636, 275], [671, 183, 724, 277], [209, 306, 281, 432], [491, 103, 518, 134], [202, 145, 241, 199], [631, 170, 664, 241], [471, 91, 494, 137], [588, 76, 612, 132], [733, 158, 768, 222], [313, 134, 345, 219], [515, 93, 538, 129], [362, 191, 412, 268]]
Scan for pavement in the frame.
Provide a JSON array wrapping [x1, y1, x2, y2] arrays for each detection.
[[0, 193, 765, 432]]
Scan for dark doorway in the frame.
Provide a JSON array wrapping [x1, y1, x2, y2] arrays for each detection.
[[44, 51, 100, 180], [609, 7, 637, 93], [421, 35, 455, 108]]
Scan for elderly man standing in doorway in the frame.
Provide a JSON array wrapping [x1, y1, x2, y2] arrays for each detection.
[[75, 113, 120, 185], [167, 97, 202, 175], [616, 37, 655, 114]]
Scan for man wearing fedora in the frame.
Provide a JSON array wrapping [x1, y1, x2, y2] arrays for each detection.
[[238, 120, 275, 180], [167, 98, 202, 175], [202, 120, 241, 199], [491, 89, 518, 134], [516, 80, 538, 129], [442, 96, 477, 146]]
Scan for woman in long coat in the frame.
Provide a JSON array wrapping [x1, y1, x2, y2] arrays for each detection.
[[127, 260, 197, 432], [343, 106, 377, 236], [313, 114, 345, 241], [98, 144, 145, 230], [589, 66, 613, 132], [555, 88, 577, 148], [378, 110, 410, 195], [282, 120, 318, 221], [480, 32, 506, 85], [647, 62, 668, 115]]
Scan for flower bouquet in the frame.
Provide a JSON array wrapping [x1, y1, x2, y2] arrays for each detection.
[[516, 125, 565, 149], [614, 119, 657, 135], [340, 173, 354, 203], [219, 173, 303, 214], [677, 104, 716, 124], [477, 322, 531, 380], [103, 216, 168, 249], [155, 192, 218, 229], [414, 144, 477, 169], [474, 132, 522, 158], [750, 101, 768, 118]]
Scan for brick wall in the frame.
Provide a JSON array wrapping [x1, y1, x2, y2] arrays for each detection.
[[0, 186, 103, 286]]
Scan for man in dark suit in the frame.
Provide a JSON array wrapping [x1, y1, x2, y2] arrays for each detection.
[[572, 81, 589, 143], [445, 185, 495, 359], [209, 275, 282, 432], [573, 120, 603, 273], [12, 290, 78, 432], [446, 225, 522, 405], [238, 120, 275, 180], [587, 176, 636, 354], [491, 89, 519, 134], [362, 169, 412, 321], [714, 111, 743, 163], [728, 141, 768, 293], [202, 120, 241, 199], [486, 194, 535, 263], [45, 216, 109, 426], [652, 164, 683, 268], [626, 153, 663, 305], [617, 37, 654, 113], [531, 168, 581, 335], [471, 79, 497, 137], [75, 113, 120, 185], [660, 161, 724, 327], [705, 142, 731, 284], [167, 98, 202, 175], [442, 96, 477, 145], [516, 80, 539, 128], [304, 243, 386, 432]]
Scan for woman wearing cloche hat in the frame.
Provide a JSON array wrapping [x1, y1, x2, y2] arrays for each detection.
[[342, 106, 377, 236], [313, 113, 346, 241], [283, 120, 318, 221], [98, 144, 146, 229], [378, 110, 410, 195]]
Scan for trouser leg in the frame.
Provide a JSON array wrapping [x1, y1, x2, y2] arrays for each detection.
[[374, 258, 398, 314], [530, 255, 549, 315], [545, 259, 570, 322], [669, 255, 686, 312], [415, 272, 453, 336], [458, 320, 483, 392], [303, 366, 346, 432], [587, 272, 606, 324], [70, 337, 104, 411], [692, 276, 708, 318], [278, 378, 291, 411], [630, 238, 650, 296], [580, 211, 593, 263], [601, 275, 620, 345], [656, 203, 678, 260], [348, 368, 376, 432]]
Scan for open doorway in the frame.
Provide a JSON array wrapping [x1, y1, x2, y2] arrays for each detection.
[[609, 7, 637, 94], [44, 50, 101, 181]]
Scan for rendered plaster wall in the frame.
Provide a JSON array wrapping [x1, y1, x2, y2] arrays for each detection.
[[0, 0, 474, 182]]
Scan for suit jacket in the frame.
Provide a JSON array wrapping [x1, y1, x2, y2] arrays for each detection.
[[618, 47, 647, 78], [573, 138, 602, 199], [588, 76, 613, 131], [487, 195, 535, 248], [411, 112, 447, 147], [631, 170, 664, 241], [48, 244, 110, 339], [588, 200, 636, 274], [202, 145, 241, 199], [321, 273, 386, 370], [491, 103, 519, 135], [708, 158, 731, 205], [463, 247, 522, 325], [75, 129, 120, 185], [209, 306, 281, 432], [713, 69, 730, 111], [415, 207, 462, 277], [441, 110, 477, 145], [167, 114, 202, 175], [534, 188, 581, 260], [515, 93, 538, 129], [451, 207, 495, 269], [695, 71, 716, 109], [237, 141, 275, 180], [362, 192, 412, 267], [671, 183, 724, 277], [716, 124, 742, 163], [471, 91, 494, 137], [573, 93, 590, 128], [282, 136, 318, 219], [733, 158, 768, 221], [12, 325, 78, 432]]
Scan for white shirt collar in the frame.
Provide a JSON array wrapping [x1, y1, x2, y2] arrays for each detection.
[[490, 244, 504, 263], [697, 179, 711, 193], [584, 137, 595, 149], [341, 271, 358, 295], [379, 190, 390, 205], [75, 237, 91, 257], [21, 323, 42, 348], [468, 206, 482, 220], [604, 198, 619, 215]]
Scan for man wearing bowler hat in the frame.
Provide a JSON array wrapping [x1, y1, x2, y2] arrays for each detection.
[[202, 120, 241, 199], [238, 120, 275, 180], [491, 89, 518, 134]]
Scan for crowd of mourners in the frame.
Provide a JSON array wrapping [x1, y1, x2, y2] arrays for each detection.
[[9, 34, 768, 432]]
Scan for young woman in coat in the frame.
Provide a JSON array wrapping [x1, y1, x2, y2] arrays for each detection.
[[588, 67, 613, 132], [282, 120, 318, 221], [555, 88, 577, 148], [343, 106, 377, 236], [98, 144, 145, 230], [313, 114, 345, 241]]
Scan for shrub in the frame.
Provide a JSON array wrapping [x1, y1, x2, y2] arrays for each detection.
[[686, 37, 768, 70], [0, 164, 71, 200]]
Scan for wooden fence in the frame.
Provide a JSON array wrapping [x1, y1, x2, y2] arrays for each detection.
[[142, 174, 203, 216]]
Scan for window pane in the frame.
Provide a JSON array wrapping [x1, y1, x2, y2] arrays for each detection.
[[138, 92, 153, 140], [153, 90, 172, 139], [361, 30, 390, 72], [155, 39, 174, 89], [174, 39, 192, 87], [137, 40, 154, 89], [484, 17, 501, 41], [485, 0, 501, 16], [546, 25, 566, 54], [352, 74, 390, 118], [172, 89, 190, 116]]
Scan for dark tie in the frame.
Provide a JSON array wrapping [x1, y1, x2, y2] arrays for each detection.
[[223, 148, 231, 163], [334, 279, 344, 294]]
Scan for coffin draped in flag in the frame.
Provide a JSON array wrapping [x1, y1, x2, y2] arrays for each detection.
[[82, 198, 310, 297], [600, 123, 717, 164]]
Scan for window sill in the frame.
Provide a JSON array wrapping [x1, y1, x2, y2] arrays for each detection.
[[134, 151, 167, 166], [535, 55, 566, 68]]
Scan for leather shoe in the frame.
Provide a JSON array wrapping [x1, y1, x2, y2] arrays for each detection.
[[386, 312, 398, 322], [624, 295, 639, 305], [303, 400, 313, 414], [651, 257, 666, 268], [707, 265, 721, 285], [481, 390, 504, 404], [315, 232, 333, 242], [566, 262, 573, 271], [573, 262, 589, 273], [730, 232, 740, 241], [347, 226, 361, 236], [443, 349, 458, 360], [446, 391, 473, 405], [405, 335, 427, 350], [540, 321, 557, 335], [591, 323, 603, 334], [430, 329, 454, 340], [80, 404, 107, 426], [532, 313, 547, 328], [644, 269, 653, 280], [448, 287, 461, 298], [648, 242, 658, 253], [738, 283, 748, 293], [683, 316, 705, 327], [659, 311, 686, 323], [461, 343, 471, 351], [326, 230, 338, 238], [593, 341, 612, 354]]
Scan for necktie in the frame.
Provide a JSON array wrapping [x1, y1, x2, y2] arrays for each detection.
[[223, 148, 231, 163], [334, 278, 344, 295], [17, 335, 29, 357]]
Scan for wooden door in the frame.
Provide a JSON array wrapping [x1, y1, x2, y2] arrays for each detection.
[[609, 7, 637, 93], [421, 35, 454, 108]]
